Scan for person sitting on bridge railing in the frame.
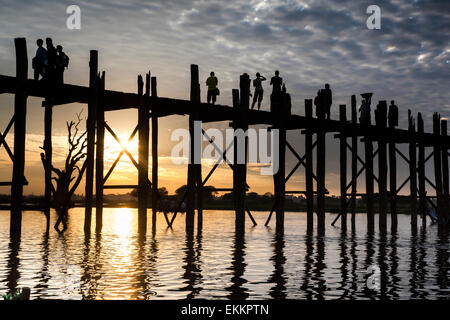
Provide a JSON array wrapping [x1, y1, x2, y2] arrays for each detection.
[[206, 71, 219, 105]]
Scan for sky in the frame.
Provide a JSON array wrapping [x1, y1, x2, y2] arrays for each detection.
[[0, 0, 449, 196]]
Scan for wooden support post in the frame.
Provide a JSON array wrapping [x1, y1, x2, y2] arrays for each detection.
[[408, 110, 418, 232], [339, 105, 347, 231], [389, 105, 398, 232], [364, 116, 375, 233], [440, 119, 449, 228], [186, 65, 200, 231], [305, 99, 314, 234], [10, 38, 28, 234], [316, 99, 326, 236], [432, 113, 444, 235], [233, 73, 249, 232], [191, 66, 202, 230], [138, 75, 149, 232], [376, 101, 388, 233], [84, 50, 98, 233], [95, 72, 105, 233], [350, 95, 357, 231], [43, 98, 52, 230], [417, 113, 427, 227], [150, 75, 158, 227], [274, 94, 286, 231]]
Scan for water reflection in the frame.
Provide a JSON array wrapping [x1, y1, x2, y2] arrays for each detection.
[[226, 227, 248, 299], [5, 233, 20, 295], [268, 229, 287, 299], [181, 229, 203, 298], [0, 210, 448, 299]]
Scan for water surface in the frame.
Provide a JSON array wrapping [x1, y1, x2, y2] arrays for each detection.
[[0, 209, 448, 299]]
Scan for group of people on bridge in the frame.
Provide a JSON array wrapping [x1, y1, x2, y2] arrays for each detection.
[[205, 70, 287, 111], [32, 38, 69, 84]]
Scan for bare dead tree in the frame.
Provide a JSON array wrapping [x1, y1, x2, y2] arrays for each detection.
[[40, 112, 87, 232]]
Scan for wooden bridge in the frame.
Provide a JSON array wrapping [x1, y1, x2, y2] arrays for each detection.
[[1, 38, 450, 237]]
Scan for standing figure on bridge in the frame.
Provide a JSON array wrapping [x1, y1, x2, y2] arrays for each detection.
[[56, 45, 70, 84], [251, 72, 266, 110], [359, 99, 371, 125], [388, 100, 399, 128], [206, 71, 219, 105], [32, 39, 47, 81], [314, 89, 324, 118], [270, 70, 283, 112], [322, 83, 332, 120], [270, 70, 283, 94], [45, 38, 57, 84]]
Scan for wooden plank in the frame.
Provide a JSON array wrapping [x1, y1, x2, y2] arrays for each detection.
[[137, 74, 148, 232], [10, 38, 28, 234], [95, 72, 105, 233], [84, 50, 98, 233], [103, 185, 138, 189]]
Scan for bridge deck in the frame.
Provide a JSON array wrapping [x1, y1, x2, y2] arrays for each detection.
[[0, 74, 447, 146]]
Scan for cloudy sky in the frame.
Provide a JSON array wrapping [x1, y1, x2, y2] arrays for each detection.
[[0, 0, 449, 196]]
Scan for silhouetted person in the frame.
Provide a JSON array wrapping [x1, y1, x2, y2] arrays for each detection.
[[56, 45, 69, 84], [206, 71, 218, 104], [45, 38, 57, 84], [314, 90, 324, 118], [388, 100, 399, 128], [322, 83, 332, 120], [359, 99, 371, 125], [32, 39, 47, 81], [251, 72, 266, 110], [270, 70, 283, 94]]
